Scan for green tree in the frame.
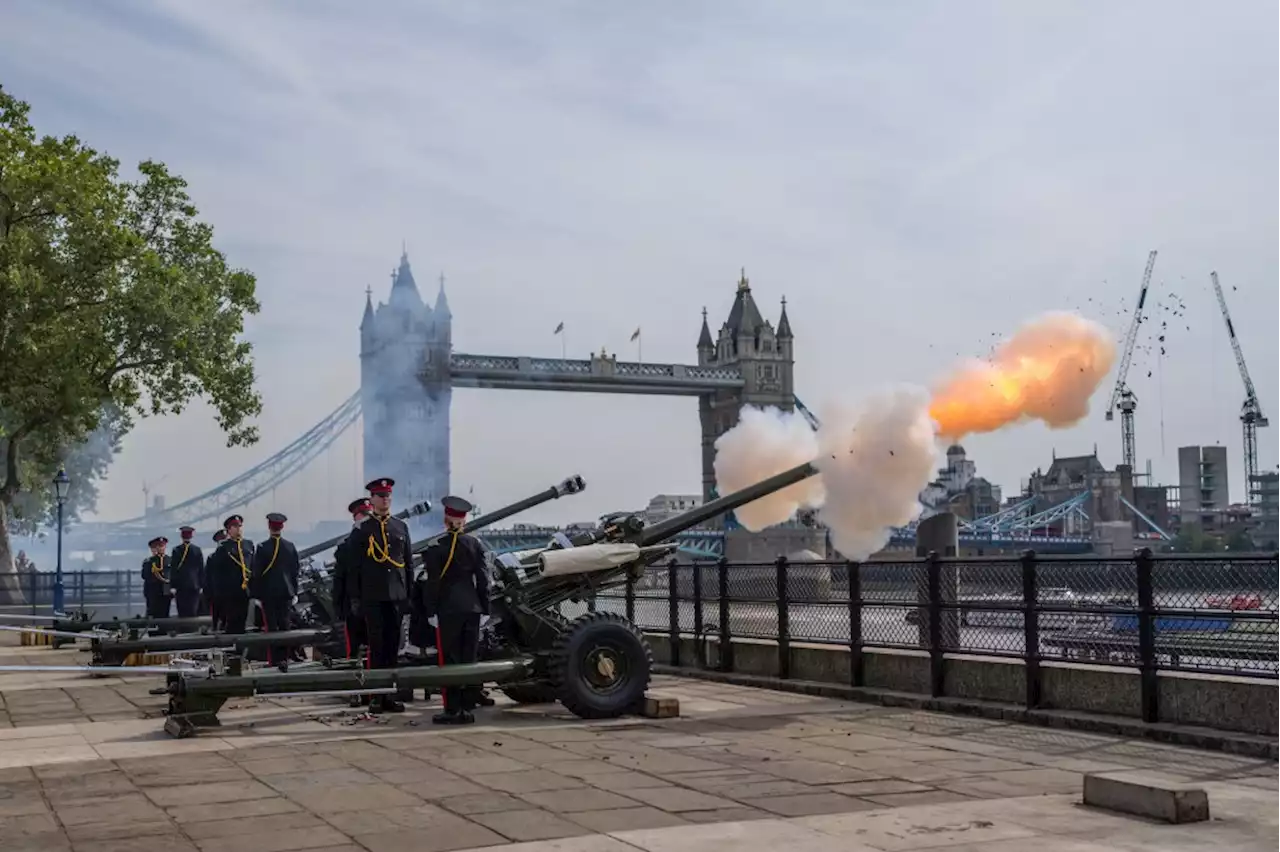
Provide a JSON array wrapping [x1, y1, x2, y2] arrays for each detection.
[[0, 87, 262, 601]]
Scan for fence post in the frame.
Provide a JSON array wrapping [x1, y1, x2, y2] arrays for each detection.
[[926, 550, 944, 697], [624, 571, 636, 624], [667, 559, 681, 668], [1021, 550, 1041, 710], [776, 555, 791, 680], [717, 557, 733, 672], [847, 561, 863, 687], [77, 571, 85, 611], [1135, 547, 1158, 724], [692, 562, 705, 669]]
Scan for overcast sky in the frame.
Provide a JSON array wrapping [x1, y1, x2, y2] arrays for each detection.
[[1, 0, 1276, 530]]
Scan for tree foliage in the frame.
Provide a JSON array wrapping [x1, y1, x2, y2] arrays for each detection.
[[0, 86, 262, 583]]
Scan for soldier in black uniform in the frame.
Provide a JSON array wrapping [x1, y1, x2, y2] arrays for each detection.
[[205, 515, 253, 634], [349, 478, 413, 714], [142, 536, 173, 619], [421, 495, 490, 725], [201, 530, 227, 618], [251, 512, 301, 669], [333, 498, 372, 661], [169, 526, 204, 618]]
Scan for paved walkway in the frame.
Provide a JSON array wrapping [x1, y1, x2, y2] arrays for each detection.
[[0, 641, 1274, 851]]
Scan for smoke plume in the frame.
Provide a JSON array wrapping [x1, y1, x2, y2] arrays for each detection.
[[711, 310, 1117, 560], [814, 389, 938, 560], [712, 405, 823, 530], [929, 312, 1115, 440]]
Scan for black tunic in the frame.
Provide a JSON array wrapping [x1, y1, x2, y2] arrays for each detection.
[[250, 535, 300, 600], [168, 542, 204, 595], [205, 537, 255, 600], [348, 513, 413, 604], [141, 555, 171, 598], [331, 529, 360, 617], [419, 531, 490, 619]]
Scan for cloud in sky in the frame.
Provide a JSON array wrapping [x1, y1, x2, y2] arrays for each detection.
[[0, 0, 1275, 530]]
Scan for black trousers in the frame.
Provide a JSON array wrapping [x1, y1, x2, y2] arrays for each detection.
[[344, 615, 367, 660], [215, 595, 249, 634], [438, 613, 481, 712], [364, 602, 402, 670], [259, 596, 292, 664], [175, 590, 200, 619], [145, 593, 172, 620]]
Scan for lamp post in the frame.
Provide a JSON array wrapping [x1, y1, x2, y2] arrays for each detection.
[[52, 469, 69, 614]]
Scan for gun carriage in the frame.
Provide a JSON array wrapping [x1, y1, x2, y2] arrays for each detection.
[[162, 462, 819, 736]]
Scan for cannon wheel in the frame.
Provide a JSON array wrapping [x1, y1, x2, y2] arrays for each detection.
[[550, 611, 652, 719]]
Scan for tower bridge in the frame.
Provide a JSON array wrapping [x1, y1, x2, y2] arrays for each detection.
[[86, 252, 1093, 555]]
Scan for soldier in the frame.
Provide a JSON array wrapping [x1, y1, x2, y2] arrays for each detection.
[[169, 526, 204, 618], [421, 495, 490, 725], [251, 512, 301, 670], [141, 536, 173, 619], [333, 498, 371, 661], [349, 478, 413, 714], [202, 530, 227, 618], [205, 515, 253, 634]]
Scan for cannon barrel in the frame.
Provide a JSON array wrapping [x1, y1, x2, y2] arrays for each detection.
[[411, 475, 586, 556], [298, 500, 433, 560], [52, 615, 213, 634], [637, 461, 819, 547]]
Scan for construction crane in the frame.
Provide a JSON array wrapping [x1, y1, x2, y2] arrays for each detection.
[[1104, 250, 1157, 471], [1209, 271, 1269, 506]]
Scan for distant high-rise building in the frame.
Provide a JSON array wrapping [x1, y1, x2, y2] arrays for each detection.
[[359, 251, 451, 533], [1177, 445, 1230, 532]]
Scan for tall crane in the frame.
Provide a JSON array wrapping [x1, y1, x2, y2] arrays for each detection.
[[1209, 271, 1269, 506], [1105, 250, 1158, 471]]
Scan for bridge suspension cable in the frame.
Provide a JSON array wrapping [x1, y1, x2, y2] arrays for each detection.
[[108, 392, 362, 529]]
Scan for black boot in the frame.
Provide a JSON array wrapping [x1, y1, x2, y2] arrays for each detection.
[[382, 697, 406, 713], [457, 710, 475, 725], [432, 710, 460, 725], [477, 690, 495, 708]]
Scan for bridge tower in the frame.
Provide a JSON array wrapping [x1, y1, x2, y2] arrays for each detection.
[[697, 270, 795, 506], [359, 250, 452, 532]]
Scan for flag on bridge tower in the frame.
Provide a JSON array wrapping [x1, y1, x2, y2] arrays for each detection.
[[553, 322, 564, 335], [630, 327, 641, 342]]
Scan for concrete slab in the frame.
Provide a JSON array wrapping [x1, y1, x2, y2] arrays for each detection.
[[1083, 770, 1211, 824]]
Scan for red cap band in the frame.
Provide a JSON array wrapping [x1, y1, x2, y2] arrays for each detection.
[[268, 522, 284, 531], [444, 507, 467, 520]]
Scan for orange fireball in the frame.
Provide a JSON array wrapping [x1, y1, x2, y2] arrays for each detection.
[[929, 312, 1116, 440]]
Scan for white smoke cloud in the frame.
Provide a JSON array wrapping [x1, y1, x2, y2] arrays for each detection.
[[712, 405, 823, 531], [813, 387, 938, 560]]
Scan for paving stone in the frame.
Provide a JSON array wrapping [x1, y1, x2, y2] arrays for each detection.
[[469, 808, 593, 842], [582, 772, 675, 792], [346, 824, 507, 852], [284, 783, 422, 813], [437, 792, 528, 815], [0, 785, 49, 818], [567, 805, 690, 833], [35, 761, 114, 779], [194, 824, 351, 852], [611, 817, 857, 852], [71, 832, 199, 852], [264, 767, 382, 793], [931, 756, 1034, 774], [471, 769, 586, 794], [677, 806, 775, 824], [181, 810, 326, 840], [518, 788, 643, 813], [703, 779, 816, 798], [54, 793, 166, 828], [426, 754, 534, 775], [616, 786, 739, 812], [322, 802, 481, 835], [167, 797, 302, 824], [739, 792, 880, 817], [797, 806, 1041, 849], [826, 779, 933, 796], [860, 788, 982, 807], [236, 753, 351, 777], [144, 779, 279, 807]]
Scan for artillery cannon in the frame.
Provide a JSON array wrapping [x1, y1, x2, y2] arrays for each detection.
[[162, 462, 818, 736]]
